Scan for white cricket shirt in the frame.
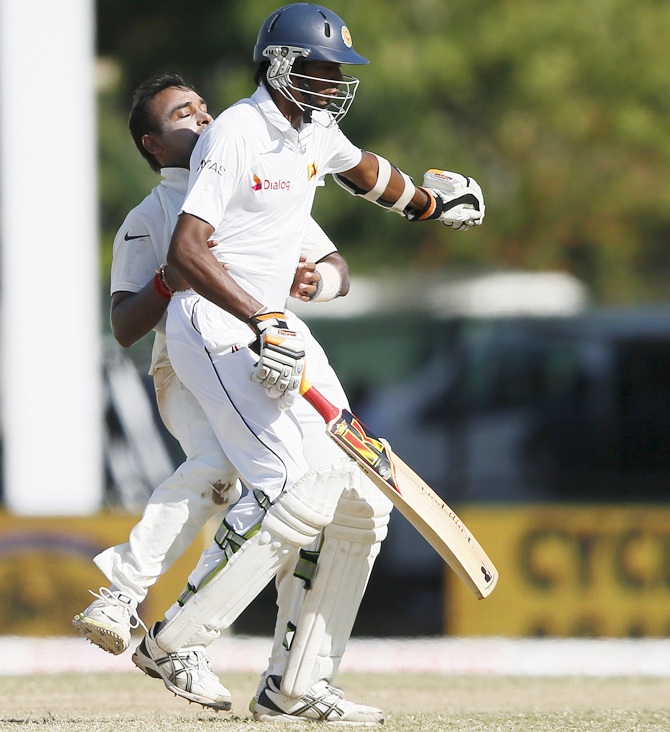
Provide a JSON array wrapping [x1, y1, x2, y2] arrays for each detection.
[[179, 85, 361, 349], [110, 164, 338, 375]]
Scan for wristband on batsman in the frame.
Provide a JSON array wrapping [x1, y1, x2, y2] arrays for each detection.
[[309, 262, 342, 303]]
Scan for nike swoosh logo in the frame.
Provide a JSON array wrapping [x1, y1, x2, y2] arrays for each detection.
[[124, 232, 148, 241]]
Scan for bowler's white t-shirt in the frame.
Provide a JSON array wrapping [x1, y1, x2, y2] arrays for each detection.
[[110, 167, 189, 374]]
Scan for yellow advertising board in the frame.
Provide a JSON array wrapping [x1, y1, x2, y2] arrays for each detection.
[[0, 513, 214, 636], [447, 505, 670, 637], [5, 506, 670, 638]]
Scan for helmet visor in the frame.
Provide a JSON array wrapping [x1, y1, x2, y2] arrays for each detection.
[[284, 71, 359, 125], [264, 46, 360, 125]]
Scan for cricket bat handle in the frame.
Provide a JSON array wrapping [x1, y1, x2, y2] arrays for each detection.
[[299, 377, 340, 423]]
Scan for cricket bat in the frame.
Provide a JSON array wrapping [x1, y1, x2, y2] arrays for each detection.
[[300, 378, 498, 599]]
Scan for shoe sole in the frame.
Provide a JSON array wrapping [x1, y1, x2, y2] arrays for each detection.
[[252, 709, 381, 726], [251, 702, 382, 726], [131, 643, 232, 711], [72, 614, 129, 656]]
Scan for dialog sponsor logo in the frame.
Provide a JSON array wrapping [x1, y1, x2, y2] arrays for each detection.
[[252, 173, 291, 191]]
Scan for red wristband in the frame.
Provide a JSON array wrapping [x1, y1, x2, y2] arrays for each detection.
[[153, 270, 172, 300]]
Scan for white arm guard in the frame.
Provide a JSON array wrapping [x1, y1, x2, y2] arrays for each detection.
[[334, 153, 416, 215]]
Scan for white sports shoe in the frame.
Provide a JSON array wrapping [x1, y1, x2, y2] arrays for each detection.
[[131, 623, 232, 711], [72, 587, 142, 655], [251, 675, 384, 726]]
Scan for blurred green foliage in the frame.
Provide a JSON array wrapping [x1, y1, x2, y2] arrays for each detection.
[[97, 0, 670, 304]]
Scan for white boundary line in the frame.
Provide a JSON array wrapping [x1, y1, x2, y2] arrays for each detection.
[[3, 636, 670, 676]]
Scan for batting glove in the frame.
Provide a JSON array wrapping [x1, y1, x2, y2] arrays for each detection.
[[246, 311, 305, 408], [407, 169, 485, 230]]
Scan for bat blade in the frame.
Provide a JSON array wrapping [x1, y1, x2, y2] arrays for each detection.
[[300, 380, 498, 599]]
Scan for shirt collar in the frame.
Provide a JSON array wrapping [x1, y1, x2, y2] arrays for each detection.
[[251, 84, 309, 137], [160, 167, 189, 195]]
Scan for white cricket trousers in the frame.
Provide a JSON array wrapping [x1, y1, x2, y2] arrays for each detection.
[[94, 362, 240, 604], [165, 293, 348, 535], [161, 294, 392, 673]]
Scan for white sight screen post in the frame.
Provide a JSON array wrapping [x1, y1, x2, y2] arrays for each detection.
[[0, 0, 103, 514]]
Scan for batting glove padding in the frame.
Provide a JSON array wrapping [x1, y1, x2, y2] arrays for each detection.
[[247, 311, 306, 407], [408, 169, 485, 230]]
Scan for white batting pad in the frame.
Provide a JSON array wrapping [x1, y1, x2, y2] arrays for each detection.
[[155, 459, 355, 651], [280, 478, 392, 696]]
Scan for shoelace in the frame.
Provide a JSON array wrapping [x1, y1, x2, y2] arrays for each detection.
[[88, 587, 148, 633], [268, 677, 344, 709], [184, 650, 218, 677], [324, 683, 345, 699], [310, 681, 347, 705]]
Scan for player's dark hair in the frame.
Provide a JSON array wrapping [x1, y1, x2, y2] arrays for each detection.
[[129, 72, 197, 173], [254, 61, 270, 89]]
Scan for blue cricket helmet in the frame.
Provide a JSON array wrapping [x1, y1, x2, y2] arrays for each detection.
[[253, 4, 368, 66]]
